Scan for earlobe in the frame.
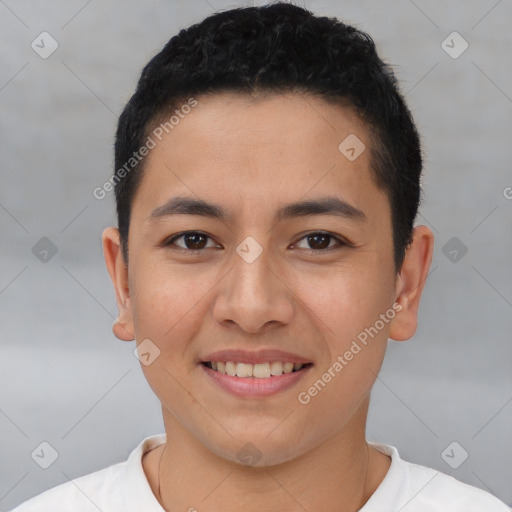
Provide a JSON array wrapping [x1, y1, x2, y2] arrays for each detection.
[[388, 225, 434, 342], [112, 319, 135, 342], [102, 227, 135, 342]]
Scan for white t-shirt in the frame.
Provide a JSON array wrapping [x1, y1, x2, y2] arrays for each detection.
[[9, 434, 510, 511]]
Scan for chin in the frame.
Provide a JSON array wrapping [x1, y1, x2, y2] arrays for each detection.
[[204, 430, 311, 468]]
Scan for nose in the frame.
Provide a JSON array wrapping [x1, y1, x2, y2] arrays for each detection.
[[212, 246, 294, 334]]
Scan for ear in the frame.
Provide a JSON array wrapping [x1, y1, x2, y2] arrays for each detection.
[[389, 225, 434, 341], [102, 227, 135, 341]]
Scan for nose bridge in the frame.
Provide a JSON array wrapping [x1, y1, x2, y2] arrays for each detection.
[[213, 238, 293, 332], [230, 236, 275, 304]]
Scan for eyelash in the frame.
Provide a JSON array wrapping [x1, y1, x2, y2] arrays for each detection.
[[162, 230, 351, 253]]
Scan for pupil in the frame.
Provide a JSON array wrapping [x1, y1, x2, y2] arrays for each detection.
[[186, 233, 206, 249], [309, 234, 329, 249]]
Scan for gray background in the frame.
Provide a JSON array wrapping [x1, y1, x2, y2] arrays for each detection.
[[1, 0, 511, 509]]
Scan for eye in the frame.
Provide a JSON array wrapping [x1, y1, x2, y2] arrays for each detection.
[[292, 231, 348, 251], [162, 230, 350, 253], [164, 231, 219, 251]]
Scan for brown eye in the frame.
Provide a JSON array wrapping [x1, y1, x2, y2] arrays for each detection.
[[307, 233, 331, 250], [165, 231, 217, 250], [293, 232, 346, 251]]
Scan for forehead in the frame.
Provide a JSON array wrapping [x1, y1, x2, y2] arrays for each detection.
[[133, 91, 387, 225], [160, 91, 368, 161]]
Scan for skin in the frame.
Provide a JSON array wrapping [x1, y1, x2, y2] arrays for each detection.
[[103, 92, 434, 511]]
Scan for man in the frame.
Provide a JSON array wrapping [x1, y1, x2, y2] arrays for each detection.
[[11, 3, 510, 511]]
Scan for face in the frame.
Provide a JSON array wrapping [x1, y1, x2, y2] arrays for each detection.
[[104, 92, 431, 466]]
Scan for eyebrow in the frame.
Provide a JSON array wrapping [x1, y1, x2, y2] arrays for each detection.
[[147, 196, 367, 223]]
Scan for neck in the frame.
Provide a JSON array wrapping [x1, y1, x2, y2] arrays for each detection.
[[145, 398, 390, 512]]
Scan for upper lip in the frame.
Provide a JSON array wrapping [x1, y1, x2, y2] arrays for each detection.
[[202, 348, 313, 365]]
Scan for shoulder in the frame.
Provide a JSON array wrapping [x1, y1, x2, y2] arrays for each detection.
[[8, 434, 166, 512], [409, 462, 510, 511], [8, 463, 123, 512], [369, 442, 510, 512]]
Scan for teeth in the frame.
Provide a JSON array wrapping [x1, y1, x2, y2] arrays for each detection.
[[270, 361, 283, 375], [235, 363, 253, 377], [253, 363, 271, 378], [283, 362, 294, 374], [225, 361, 236, 376], [207, 361, 305, 378]]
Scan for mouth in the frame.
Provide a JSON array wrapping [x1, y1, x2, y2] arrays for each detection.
[[201, 361, 313, 378], [200, 349, 313, 398]]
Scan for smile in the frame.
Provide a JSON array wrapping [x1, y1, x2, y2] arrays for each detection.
[[202, 361, 311, 378]]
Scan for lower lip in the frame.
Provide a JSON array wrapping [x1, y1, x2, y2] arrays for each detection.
[[202, 364, 312, 399]]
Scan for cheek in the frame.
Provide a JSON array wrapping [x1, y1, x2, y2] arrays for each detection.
[[290, 264, 392, 343], [130, 261, 206, 336], [295, 293, 389, 441], [129, 260, 226, 383], [129, 266, 209, 410], [290, 264, 392, 405]]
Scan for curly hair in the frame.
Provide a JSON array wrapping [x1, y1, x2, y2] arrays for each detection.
[[114, 2, 422, 270]]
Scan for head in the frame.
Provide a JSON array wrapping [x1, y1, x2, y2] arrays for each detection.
[[103, 3, 433, 466], [114, 2, 423, 271]]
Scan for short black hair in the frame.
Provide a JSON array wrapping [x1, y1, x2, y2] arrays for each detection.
[[114, 1, 422, 270]]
